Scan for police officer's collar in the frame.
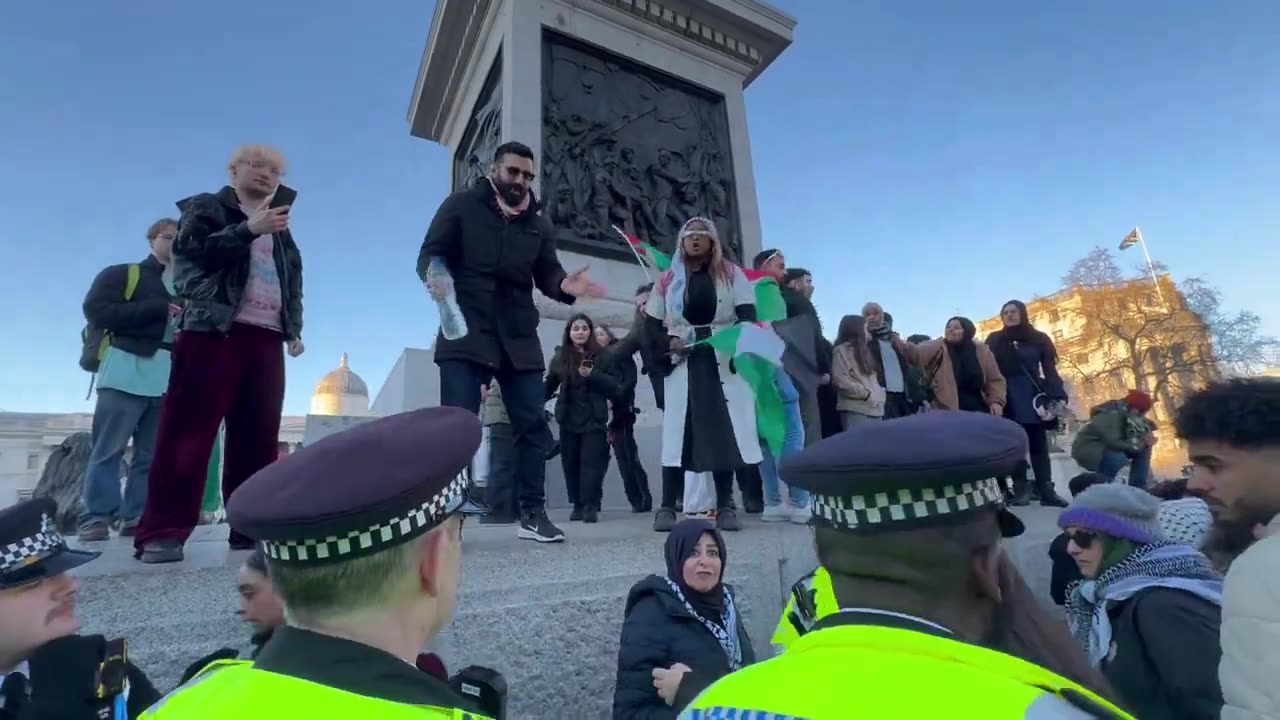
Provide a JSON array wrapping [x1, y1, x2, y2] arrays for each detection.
[[812, 608, 955, 639], [253, 626, 469, 708]]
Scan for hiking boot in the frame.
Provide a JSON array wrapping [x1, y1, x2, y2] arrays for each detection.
[[77, 522, 110, 542], [653, 508, 677, 532], [517, 511, 565, 543], [139, 540, 184, 564], [716, 507, 742, 532]]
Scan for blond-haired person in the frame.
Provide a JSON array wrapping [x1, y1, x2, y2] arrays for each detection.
[[133, 144, 305, 564]]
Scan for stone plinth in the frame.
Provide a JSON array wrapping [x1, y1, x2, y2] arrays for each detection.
[[74, 504, 1068, 719]]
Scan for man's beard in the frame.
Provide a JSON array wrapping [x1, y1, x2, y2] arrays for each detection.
[[494, 180, 526, 207]]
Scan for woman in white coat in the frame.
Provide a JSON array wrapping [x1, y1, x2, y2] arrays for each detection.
[[644, 217, 760, 533]]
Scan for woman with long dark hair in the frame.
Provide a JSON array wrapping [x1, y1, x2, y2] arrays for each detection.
[[985, 300, 1068, 507], [546, 313, 621, 523], [895, 316, 1006, 414], [644, 217, 759, 533], [830, 315, 885, 428]]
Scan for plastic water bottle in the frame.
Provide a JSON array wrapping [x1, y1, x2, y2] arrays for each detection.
[[427, 259, 468, 341]]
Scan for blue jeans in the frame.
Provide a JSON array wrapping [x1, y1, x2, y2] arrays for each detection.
[[1097, 446, 1152, 489], [761, 370, 808, 507], [80, 389, 162, 527], [439, 360, 553, 514]]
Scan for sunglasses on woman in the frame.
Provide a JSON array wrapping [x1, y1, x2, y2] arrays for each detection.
[[1066, 530, 1098, 550]]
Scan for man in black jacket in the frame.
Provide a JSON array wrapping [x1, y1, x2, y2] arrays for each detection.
[[419, 141, 603, 544], [78, 218, 181, 543], [779, 267, 832, 446], [134, 144, 305, 564]]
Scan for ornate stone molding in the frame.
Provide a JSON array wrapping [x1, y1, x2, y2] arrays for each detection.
[[599, 0, 762, 67]]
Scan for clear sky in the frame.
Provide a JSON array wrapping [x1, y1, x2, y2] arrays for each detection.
[[1, 1, 1277, 415]]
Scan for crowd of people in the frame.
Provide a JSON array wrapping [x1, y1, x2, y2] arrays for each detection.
[[0, 138, 1277, 719]]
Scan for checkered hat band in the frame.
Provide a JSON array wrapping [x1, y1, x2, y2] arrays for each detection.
[[265, 469, 470, 564], [811, 477, 1004, 530], [1, 526, 67, 575]]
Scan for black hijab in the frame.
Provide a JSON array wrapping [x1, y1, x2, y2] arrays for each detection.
[[991, 300, 1043, 377], [664, 519, 726, 621], [945, 317, 985, 409]]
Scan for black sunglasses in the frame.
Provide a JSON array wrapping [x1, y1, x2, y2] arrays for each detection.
[[1066, 530, 1098, 550]]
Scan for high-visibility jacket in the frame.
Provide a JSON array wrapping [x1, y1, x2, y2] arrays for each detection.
[[685, 612, 1134, 719], [141, 660, 493, 719], [771, 567, 837, 650]]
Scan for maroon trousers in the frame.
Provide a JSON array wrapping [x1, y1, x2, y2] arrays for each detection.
[[135, 323, 285, 550]]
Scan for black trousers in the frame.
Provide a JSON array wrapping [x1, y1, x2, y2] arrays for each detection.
[[660, 466, 733, 510], [1012, 422, 1054, 493], [610, 414, 651, 508], [561, 429, 610, 509], [735, 464, 763, 507], [485, 423, 518, 517], [883, 391, 911, 419]]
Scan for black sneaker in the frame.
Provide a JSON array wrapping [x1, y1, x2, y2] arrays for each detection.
[[569, 505, 584, 522], [518, 511, 565, 543], [583, 507, 599, 523]]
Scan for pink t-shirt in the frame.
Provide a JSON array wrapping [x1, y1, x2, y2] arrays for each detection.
[[234, 232, 283, 331]]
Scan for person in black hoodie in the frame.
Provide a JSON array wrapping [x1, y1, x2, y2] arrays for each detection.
[[546, 314, 622, 523], [596, 323, 653, 513], [613, 519, 755, 718]]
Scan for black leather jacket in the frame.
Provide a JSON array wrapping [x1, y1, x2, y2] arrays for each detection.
[[172, 185, 303, 339]]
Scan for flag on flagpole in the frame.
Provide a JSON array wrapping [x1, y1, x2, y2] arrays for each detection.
[[621, 232, 672, 272], [1119, 227, 1141, 251]]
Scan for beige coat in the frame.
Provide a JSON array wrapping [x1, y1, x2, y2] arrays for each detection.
[[1220, 515, 1280, 720], [830, 342, 886, 417], [897, 339, 1006, 413]]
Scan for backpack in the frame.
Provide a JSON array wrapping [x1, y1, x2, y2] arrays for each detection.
[[80, 263, 141, 373]]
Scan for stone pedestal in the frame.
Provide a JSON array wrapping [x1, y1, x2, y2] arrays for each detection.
[[407, 0, 795, 371]]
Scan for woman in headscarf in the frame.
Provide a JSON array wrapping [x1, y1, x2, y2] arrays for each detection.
[[612, 519, 755, 718], [1061, 484, 1225, 719], [643, 217, 759, 533], [894, 316, 1006, 414], [985, 300, 1068, 507]]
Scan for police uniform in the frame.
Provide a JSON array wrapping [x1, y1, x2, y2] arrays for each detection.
[[142, 407, 492, 720], [682, 411, 1135, 719], [0, 497, 160, 720]]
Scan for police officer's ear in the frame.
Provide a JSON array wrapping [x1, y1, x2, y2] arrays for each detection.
[[969, 544, 1003, 605], [419, 517, 462, 598]]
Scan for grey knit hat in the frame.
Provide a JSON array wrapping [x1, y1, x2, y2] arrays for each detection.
[[1057, 483, 1164, 545], [1157, 497, 1213, 549]]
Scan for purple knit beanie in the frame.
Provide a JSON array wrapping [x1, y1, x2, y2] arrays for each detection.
[[1057, 483, 1163, 545]]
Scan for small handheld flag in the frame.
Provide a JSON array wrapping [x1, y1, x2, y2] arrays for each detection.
[[613, 226, 672, 273]]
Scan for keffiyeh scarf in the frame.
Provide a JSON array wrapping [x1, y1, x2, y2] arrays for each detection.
[[664, 577, 744, 671], [1065, 542, 1223, 667]]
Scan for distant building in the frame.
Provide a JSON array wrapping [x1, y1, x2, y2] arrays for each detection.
[[976, 275, 1217, 470], [310, 353, 370, 417]]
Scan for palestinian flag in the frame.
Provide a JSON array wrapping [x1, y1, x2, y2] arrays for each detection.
[[621, 232, 672, 272], [698, 322, 788, 458], [742, 268, 787, 322], [742, 268, 821, 395]]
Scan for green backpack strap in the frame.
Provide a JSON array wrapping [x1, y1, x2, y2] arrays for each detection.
[[124, 263, 140, 300]]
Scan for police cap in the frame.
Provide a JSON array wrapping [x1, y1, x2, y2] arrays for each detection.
[[0, 497, 98, 589], [227, 407, 483, 566], [781, 411, 1026, 537]]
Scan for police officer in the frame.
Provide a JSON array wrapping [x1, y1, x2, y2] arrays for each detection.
[[0, 497, 160, 719], [143, 407, 499, 719], [682, 411, 1135, 719]]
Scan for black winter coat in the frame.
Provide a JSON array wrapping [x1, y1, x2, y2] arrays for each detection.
[[82, 254, 172, 358], [1102, 587, 1223, 720], [417, 179, 575, 372], [600, 343, 640, 411], [545, 354, 622, 432], [0, 635, 160, 720], [172, 185, 304, 340], [613, 575, 755, 719]]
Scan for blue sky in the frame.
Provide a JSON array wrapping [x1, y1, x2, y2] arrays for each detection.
[[1, 1, 1277, 415]]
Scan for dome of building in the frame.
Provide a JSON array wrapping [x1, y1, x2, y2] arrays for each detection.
[[310, 353, 370, 416]]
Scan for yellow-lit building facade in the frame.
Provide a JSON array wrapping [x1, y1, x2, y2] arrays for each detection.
[[975, 275, 1217, 471]]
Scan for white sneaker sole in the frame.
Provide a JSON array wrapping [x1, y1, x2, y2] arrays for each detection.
[[517, 527, 565, 543]]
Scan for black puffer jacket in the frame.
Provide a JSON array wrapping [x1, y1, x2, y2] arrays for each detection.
[[82, 254, 172, 358], [417, 179, 575, 372], [172, 185, 304, 340], [612, 575, 755, 719]]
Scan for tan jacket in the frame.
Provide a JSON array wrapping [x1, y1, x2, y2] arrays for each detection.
[[831, 342, 886, 417], [1220, 516, 1280, 720], [897, 339, 1006, 413]]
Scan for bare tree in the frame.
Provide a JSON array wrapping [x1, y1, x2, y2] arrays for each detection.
[[1055, 249, 1277, 407]]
